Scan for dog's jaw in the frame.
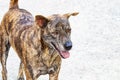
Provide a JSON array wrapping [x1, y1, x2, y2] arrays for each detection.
[[51, 42, 70, 59]]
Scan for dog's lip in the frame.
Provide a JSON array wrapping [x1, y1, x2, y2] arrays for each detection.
[[51, 42, 70, 59]]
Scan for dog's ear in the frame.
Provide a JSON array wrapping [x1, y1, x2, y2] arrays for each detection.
[[35, 15, 49, 28], [63, 12, 79, 19]]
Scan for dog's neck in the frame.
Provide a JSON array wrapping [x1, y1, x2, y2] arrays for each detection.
[[39, 29, 60, 67], [41, 35, 55, 55]]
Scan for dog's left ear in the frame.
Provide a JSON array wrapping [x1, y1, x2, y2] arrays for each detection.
[[35, 15, 49, 28], [64, 12, 79, 19]]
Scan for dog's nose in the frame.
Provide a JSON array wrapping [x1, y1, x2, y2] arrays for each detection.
[[64, 41, 72, 50]]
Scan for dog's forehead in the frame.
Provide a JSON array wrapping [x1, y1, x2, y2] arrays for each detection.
[[48, 14, 70, 27]]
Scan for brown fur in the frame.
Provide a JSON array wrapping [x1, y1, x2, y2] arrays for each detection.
[[0, 0, 79, 80]]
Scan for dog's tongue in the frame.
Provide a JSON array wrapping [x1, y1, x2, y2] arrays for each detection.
[[61, 51, 70, 59]]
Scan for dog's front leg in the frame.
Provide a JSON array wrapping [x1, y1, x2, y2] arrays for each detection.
[[24, 63, 33, 80], [22, 56, 35, 80], [49, 54, 61, 80], [17, 61, 24, 80], [49, 65, 61, 80], [49, 71, 59, 80]]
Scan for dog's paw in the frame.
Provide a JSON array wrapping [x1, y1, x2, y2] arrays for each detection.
[[18, 77, 25, 80]]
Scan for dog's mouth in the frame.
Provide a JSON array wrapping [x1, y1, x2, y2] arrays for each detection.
[[51, 42, 70, 59]]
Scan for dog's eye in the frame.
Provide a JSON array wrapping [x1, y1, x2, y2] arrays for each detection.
[[55, 31, 59, 35], [66, 29, 71, 33], [52, 31, 59, 35]]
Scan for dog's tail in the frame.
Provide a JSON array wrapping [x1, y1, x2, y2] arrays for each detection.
[[9, 0, 19, 9]]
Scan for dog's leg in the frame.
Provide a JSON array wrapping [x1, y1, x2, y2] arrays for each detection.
[[22, 56, 34, 80], [49, 71, 59, 80], [49, 64, 61, 80], [17, 61, 25, 80], [49, 55, 61, 80], [0, 35, 10, 80], [24, 64, 34, 80]]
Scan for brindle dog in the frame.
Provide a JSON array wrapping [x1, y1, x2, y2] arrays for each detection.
[[0, 0, 79, 80]]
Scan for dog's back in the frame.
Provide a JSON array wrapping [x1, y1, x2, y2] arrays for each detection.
[[0, 0, 35, 79], [1, 0, 34, 36]]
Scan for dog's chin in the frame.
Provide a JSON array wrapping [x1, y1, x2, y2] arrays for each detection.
[[51, 42, 70, 59]]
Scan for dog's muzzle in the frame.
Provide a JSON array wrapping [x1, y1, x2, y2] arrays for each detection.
[[51, 40, 72, 59]]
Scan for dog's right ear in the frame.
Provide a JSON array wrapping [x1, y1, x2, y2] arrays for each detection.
[[35, 15, 49, 28], [63, 12, 79, 19]]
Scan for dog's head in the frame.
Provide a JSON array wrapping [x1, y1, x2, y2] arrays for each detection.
[[35, 12, 79, 59]]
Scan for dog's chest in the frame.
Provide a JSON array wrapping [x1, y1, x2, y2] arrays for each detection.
[[32, 55, 59, 78], [35, 64, 58, 75], [27, 50, 60, 77]]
